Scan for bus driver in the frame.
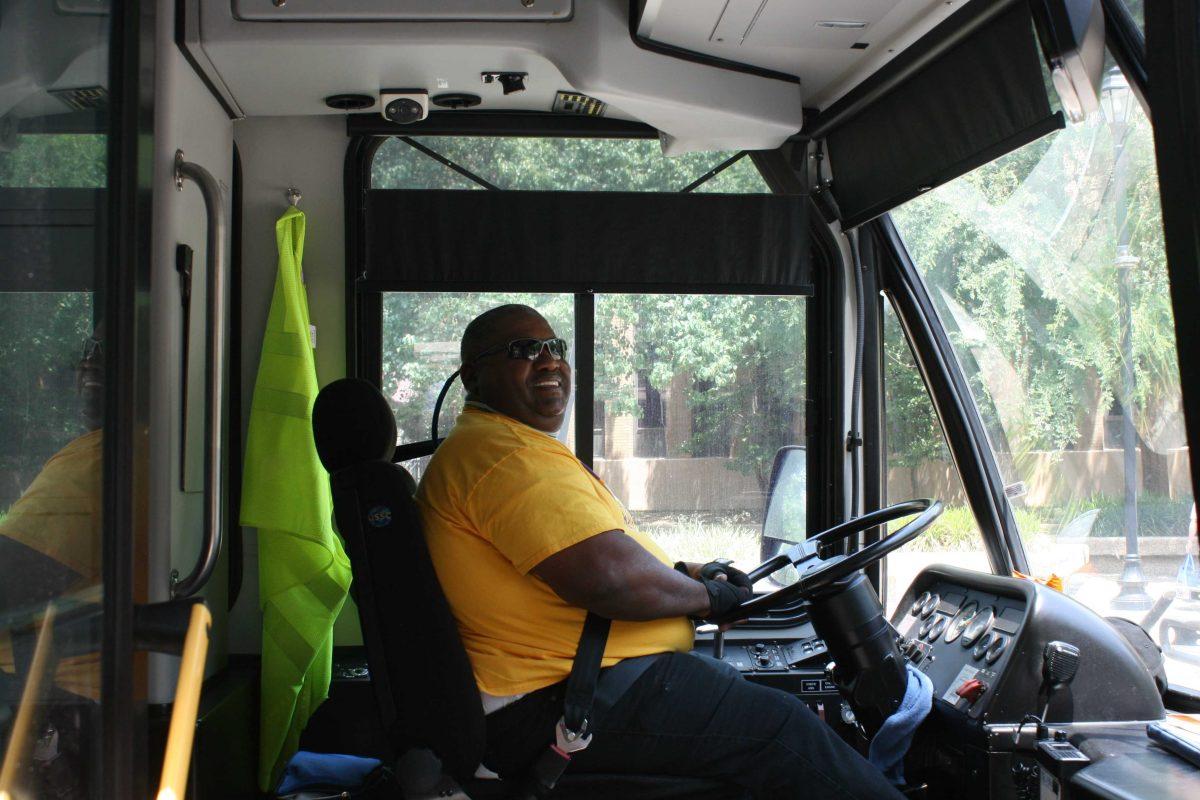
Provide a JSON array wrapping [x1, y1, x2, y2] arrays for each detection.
[[416, 304, 903, 799]]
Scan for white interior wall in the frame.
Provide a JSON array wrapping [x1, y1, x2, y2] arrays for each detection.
[[147, 0, 235, 703], [228, 114, 361, 654]]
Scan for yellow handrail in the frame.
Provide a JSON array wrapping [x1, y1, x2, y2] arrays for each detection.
[[0, 604, 58, 800], [156, 602, 212, 800]]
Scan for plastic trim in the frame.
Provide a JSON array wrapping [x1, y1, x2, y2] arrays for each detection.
[[347, 111, 659, 139]]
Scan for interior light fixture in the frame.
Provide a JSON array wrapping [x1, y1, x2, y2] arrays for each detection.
[[816, 20, 868, 29]]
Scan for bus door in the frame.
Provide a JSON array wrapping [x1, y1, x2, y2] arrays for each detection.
[[0, 2, 154, 797]]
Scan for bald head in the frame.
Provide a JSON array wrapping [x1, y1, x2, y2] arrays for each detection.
[[460, 304, 544, 365], [458, 304, 571, 432]]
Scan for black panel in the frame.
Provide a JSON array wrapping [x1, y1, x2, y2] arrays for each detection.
[[826, 2, 1063, 227], [0, 189, 104, 291], [363, 189, 811, 292], [104, 0, 156, 796], [1146, 2, 1200, 544]]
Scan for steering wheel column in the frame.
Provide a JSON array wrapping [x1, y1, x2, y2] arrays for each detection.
[[808, 573, 907, 733], [714, 499, 943, 735]]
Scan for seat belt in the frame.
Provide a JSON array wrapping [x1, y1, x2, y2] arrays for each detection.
[[522, 612, 611, 798]]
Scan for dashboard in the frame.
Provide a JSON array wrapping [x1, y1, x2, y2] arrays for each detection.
[[696, 564, 1187, 799], [894, 582, 1028, 720]]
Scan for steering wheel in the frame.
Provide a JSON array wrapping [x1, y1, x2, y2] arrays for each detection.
[[715, 499, 943, 623]]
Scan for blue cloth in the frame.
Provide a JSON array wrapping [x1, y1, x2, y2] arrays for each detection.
[[868, 664, 934, 785], [276, 751, 382, 795]]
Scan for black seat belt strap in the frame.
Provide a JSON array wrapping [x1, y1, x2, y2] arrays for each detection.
[[523, 611, 611, 798], [563, 611, 611, 736]]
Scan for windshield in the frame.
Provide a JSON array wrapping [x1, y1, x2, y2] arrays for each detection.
[[891, 62, 1198, 691]]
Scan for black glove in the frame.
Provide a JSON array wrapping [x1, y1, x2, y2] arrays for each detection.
[[700, 576, 754, 620], [697, 561, 753, 590], [678, 561, 753, 621]]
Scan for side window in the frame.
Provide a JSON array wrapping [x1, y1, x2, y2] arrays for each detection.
[[594, 294, 806, 576], [882, 298, 990, 615]]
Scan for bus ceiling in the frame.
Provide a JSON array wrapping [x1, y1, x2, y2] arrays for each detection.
[[0, 1, 1111, 163], [164, 0, 1100, 159]]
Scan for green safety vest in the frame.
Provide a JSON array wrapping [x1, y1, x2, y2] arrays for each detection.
[[241, 205, 352, 791]]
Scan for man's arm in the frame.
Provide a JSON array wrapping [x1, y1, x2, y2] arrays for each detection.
[[531, 530, 711, 621]]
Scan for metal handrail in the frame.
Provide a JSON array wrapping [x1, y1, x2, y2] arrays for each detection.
[[171, 150, 227, 599]]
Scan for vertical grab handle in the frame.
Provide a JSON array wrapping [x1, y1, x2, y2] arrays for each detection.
[[171, 150, 227, 599]]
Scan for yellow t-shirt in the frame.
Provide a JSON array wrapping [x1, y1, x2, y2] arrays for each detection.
[[0, 429, 103, 700], [416, 405, 694, 696]]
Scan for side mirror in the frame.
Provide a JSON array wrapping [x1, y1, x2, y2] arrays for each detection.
[[1030, 0, 1106, 123], [761, 446, 806, 552]]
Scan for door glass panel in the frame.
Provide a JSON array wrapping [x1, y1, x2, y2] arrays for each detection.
[[0, 2, 113, 794], [371, 136, 769, 193], [891, 59, 1197, 690], [882, 298, 990, 616], [381, 292, 575, 480], [593, 294, 806, 584]]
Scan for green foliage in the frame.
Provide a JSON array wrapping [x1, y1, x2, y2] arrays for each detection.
[[372, 136, 767, 193], [634, 511, 760, 567], [0, 134, 107, 188], [883, 304, 945, 469], [593, 294, 805, 491], [902, 505, 1042, 552], [0, 293, 93, 510]]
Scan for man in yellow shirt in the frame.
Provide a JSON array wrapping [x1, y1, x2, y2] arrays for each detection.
[[417, 305, 902, 799]]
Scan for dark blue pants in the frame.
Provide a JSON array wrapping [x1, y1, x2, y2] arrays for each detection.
[[483, 652, 905, 800]]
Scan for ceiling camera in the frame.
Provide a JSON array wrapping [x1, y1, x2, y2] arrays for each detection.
[[380, 90, 429, 124]]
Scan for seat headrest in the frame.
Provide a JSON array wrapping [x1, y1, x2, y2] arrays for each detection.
[[313, 378, 397, 473]]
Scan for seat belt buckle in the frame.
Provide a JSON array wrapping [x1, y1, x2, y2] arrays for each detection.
[[555, 717, 592, 754]]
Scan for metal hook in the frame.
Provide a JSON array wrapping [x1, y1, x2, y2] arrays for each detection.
[[286, 187, 302, 207]]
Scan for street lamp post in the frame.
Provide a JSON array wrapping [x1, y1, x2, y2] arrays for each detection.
[[1102, 67, 1152, 611]]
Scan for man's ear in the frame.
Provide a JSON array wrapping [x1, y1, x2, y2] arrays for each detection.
[[459, 364, 478, 397]]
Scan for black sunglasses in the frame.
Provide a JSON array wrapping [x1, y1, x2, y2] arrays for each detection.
[[472, 337, 568, 364]]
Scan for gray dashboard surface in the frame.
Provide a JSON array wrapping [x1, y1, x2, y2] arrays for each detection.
[[1073, 742, 1200, 799]]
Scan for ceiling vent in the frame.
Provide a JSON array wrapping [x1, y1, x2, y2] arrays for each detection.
[[49, 86, 108, 111]]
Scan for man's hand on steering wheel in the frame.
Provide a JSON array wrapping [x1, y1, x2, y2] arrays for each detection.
[[675, 560, 754, 621]]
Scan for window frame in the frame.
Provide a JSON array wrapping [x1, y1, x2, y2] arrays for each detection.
[[867, 216, 1025, 577], [345, 132, 833, 603]]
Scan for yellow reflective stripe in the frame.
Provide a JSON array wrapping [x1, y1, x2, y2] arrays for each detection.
[[262, 331, 307, 358], [251, 388, 311, 419]]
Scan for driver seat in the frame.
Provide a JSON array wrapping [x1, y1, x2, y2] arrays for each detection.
[[311, 378, 745, 799]]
